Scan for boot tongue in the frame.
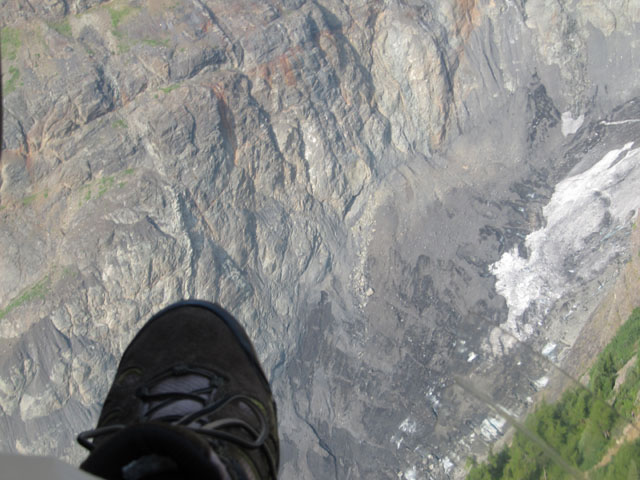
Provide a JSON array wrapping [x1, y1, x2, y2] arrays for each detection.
[[144, 374, 213, 419]]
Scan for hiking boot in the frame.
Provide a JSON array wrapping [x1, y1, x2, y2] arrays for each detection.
[[77, 300, 279, 480]]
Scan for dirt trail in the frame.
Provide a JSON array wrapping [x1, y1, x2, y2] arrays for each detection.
[[593, 415, 640, 470]]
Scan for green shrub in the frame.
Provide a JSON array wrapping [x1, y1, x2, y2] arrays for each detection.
[[613, 356, 640, 419], [160, 84, 180, 94], [0, 275, 50, 320], [108, 5, 135, 29], [3, 66, 20, 95], [590, 308, 640, 399], [48, 19, 72, 37], [591, 438, 640, 479], [1, 27, 21, 61]]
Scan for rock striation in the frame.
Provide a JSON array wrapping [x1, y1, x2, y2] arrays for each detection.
[[2, 0, 640, 478]]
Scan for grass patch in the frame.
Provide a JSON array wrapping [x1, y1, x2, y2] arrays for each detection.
[[116, 41, 131, 54], [22, 193, 38, 206], [0, 275, 50, 320], [61, 265, 78, 279], [112, 119, 128, 129], [1, 27, 21, 61], [142, 37, 170, 48], [78, 168, 134, 206], [3, 66, 20, 95], [108, 5, 135, 30], [107, 4, 137, 53], [160, 84, 180, 94], [97, 176, 115, 198], [48, 19, 72, 37]]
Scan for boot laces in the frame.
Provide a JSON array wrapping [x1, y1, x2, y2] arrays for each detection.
[[78, 365, 271, 455]]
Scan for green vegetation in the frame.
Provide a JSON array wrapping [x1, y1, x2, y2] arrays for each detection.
[[21, 193, 38, 206], [1, 27, 21, 61], [591, 439, 640, 479], [160, 84, 180, 94], [97, 176, 115, 198], [108, 5, 135, 31], [468, 392, 617, 478], [61, 265, 78, 279], [606, 354, 640, 424], [3, 66, 20, 95], [112, 119, 128, 129], [106, 4, 136, 54], [142, 37, 170, 48], [34, 25, 48, 51], [117, 42, 131, 54], [0, 275, 50, 320], [48, 19, 72, 37], [467, 308, 640, 479], [591, 308, 640, 399], [77, 167, 135, 206]]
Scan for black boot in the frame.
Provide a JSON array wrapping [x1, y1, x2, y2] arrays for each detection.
[[77, 300, 279, 480]]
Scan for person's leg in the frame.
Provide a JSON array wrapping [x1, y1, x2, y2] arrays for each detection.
[[77, 300, 279, 480], [1, 453, 102, 480]]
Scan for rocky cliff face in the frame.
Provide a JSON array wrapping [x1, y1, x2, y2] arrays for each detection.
[[2, 0, 640, 478]]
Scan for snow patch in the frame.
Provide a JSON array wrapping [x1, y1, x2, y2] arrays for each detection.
[[490, 143, 640, 350], [480, 416, 506, 441], [404, 466, 418, 480], [442, 457, 454, 472], [391, 434, 404, 449], [541, 342, 556, 356], [534, 375, 549, 389], [425, 389, 440, 407], [399, 417, 417, 434], [561, 112, 584, 136]]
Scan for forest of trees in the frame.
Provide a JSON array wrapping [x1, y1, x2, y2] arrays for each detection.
[[467, 308, 640, 479]]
